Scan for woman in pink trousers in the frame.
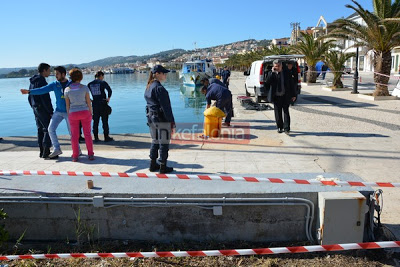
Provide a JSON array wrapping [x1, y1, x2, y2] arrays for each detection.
[[64, 68, 94, 162]]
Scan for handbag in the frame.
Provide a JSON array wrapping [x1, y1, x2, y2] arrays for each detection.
[[106, 103, 112, 115]]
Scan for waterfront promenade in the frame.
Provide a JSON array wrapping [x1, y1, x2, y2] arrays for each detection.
[[0, 72, 399, 236]]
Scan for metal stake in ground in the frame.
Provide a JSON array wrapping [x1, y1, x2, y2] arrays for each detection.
[[352, 45, 359, 94]]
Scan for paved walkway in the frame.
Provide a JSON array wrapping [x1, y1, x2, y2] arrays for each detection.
[[1, 72, 399, 236]]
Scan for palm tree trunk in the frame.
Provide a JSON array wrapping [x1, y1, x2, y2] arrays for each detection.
[[373, 51, 391, 96], [307, 65, 318, 83], [333, 73, 343, 88]]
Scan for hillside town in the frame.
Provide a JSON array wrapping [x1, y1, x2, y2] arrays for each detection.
[[84, 12, 400, 75]]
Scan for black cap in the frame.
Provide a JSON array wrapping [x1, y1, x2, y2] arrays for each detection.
[[151, 65, 170, 74]]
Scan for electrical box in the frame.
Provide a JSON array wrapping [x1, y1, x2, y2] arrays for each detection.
[[318, 191, 367, 245]]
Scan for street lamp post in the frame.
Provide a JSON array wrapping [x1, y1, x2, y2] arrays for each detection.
[[352, 46, 359, 94]]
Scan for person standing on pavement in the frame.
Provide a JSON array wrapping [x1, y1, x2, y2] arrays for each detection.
[[144, 65, 175, 174], [321, 63, 328, 80], [21, 66, 72, 159], [88, 71, 113, 142], [200, 77, 233, 126], [285, 61, 299, 106], [221, 66, 231, 88], [265, 60, 296, 135], [64, 68, 94, 162], [27, 63, 54, 158]]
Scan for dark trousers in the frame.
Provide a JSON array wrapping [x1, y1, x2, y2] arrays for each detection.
[[92, 102, 109, 136], [216, 96, 233, 123], [33, 107, 52, 148], [148, 121, 171, 164], [273, 96, 291, 131], [223, 79, 229, 88]]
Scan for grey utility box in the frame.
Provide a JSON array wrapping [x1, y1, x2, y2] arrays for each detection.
[[318, 191, 367, 245]]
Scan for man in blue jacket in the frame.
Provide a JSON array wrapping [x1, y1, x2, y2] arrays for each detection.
[[21, 66, 72, 159], [200, 78, 233, 126], [23, 63, 54, 158]]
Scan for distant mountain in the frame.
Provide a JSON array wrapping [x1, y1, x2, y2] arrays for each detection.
[[0, 39, 271, 74], [0, 67, 36, 75], [78, 49, 187, 68]]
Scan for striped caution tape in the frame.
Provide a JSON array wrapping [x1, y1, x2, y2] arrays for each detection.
[[0, 170, 399, 188], [0, 241, 399, 260], [374, 71, 400, 79]]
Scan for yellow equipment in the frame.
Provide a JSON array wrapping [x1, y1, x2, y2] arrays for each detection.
[[203, 107, 226, 137]]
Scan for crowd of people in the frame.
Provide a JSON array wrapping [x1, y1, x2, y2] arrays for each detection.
[[20, 64, 113, 162], [17, 61, 297, 174]]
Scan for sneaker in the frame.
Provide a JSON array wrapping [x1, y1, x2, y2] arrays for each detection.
[[79, 136, 85, 143], [94, 138, 101, 143], [88, 155, 95, 161], [72, 157, 78, 162], [48, 149, 62, 159], [44, 155, 59, 160], [277, 128, 283, 133], [284, 130, 290, 135], [222, 122, 230, 127]]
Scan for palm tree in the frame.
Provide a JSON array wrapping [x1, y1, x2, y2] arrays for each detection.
[[328, 0, 400, 96], [325, 51, 356, 88], [292, 32, 335, 83], [266, 44, 293, 55]]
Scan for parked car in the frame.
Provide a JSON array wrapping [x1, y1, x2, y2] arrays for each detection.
[[392, 79, 400, 97], [342, 66, 352, 74], [244, 55, 304, 103]]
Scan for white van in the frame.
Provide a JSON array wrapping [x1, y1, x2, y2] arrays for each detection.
[[244, 55, 304, 103], [244, 60, 265, 103]]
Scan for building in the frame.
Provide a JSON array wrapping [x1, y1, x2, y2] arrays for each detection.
[[340, 12, 375, 72], [391, 47, 400, 74], [271, 38, 290, 47]]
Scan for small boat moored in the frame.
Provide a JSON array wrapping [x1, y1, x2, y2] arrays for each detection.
[[179, 57, 216, 86]]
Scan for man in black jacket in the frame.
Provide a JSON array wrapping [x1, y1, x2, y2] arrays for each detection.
[[265, 60, 297, 135], [28, 63, 54, 158]]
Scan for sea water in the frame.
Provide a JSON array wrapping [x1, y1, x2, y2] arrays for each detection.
[[0, 72, 206, 137]]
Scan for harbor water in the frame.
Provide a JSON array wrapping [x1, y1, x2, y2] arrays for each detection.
[[0, 72, 206, 137]]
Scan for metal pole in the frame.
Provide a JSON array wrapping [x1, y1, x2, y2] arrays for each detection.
[[352, 46, 359, 94]]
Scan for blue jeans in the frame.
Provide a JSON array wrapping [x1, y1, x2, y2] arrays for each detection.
[[48, 111, 70, 150]]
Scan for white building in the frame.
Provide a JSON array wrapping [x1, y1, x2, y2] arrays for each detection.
[[341, 12, 375, 73], [271, 38, 290, 47], [392, 47, 400, 74]]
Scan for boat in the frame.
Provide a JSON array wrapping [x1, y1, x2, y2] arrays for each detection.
[[179, 57, 216, 86]]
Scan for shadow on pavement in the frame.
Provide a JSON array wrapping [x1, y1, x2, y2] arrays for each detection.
[[288, 131, 390, 138], [124, 160, 203, 173], [299, 95, 377, 108]]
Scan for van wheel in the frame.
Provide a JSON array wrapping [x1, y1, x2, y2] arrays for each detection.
[[245, 85, 250, 97]]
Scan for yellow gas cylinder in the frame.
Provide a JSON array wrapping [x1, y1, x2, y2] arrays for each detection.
[[203, 107, 225, 137]]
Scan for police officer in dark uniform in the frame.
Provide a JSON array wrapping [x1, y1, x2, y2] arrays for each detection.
[[221, 66, 231, 88], [144, 65, 175, 174], [88, 71, 113, 142], [200, 77, 233, 126]]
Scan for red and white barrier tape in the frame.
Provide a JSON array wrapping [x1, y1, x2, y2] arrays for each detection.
[[1, 170, 399, 188], [1, 241, 399, 260], [374, 71, 400, 79]]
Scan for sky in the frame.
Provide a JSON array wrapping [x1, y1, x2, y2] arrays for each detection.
[[0, 0, 373, 68]]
